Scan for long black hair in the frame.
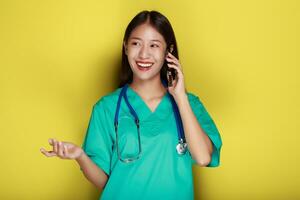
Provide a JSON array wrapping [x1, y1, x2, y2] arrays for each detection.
[[119, 10, 179, 87]]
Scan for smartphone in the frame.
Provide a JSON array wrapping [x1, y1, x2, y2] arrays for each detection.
[[166, 44, 177, 87]]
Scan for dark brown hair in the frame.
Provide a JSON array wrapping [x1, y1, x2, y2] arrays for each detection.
[[119, 10, 179, 87]]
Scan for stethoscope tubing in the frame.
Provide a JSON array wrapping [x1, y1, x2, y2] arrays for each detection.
[[114, 83, 187, 162]]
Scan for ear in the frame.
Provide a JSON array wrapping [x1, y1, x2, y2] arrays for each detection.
[[123, 42, 128, 55]]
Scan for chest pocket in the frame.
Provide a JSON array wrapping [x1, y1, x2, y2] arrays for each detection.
[[115, 113, 140, 159]]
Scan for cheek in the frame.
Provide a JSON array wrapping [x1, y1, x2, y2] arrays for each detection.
[[155, 52, 166, 63], [152, 48, 165, 58], [126, 51, 137, 63], [127, 48, 138, 57]]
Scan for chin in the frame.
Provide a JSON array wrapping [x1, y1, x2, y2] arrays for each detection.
[[130, 63, 163, 82], [133, 73, 161, 82]]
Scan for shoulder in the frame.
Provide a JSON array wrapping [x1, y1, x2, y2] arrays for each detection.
[[186, 91, 204, 106], [93, 87, 122, 112]]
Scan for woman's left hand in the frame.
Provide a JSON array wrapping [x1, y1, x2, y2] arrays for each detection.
[[166, 52, 187, 100]]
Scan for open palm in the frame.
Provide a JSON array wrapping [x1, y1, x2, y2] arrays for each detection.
[[40, 138, 83, 160]]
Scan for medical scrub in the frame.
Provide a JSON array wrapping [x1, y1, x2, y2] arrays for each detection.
[[82, 86, 222, 200]]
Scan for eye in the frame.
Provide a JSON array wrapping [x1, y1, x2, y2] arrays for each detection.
[[131, 41, 140, 46], [151, 44, 159, 48]]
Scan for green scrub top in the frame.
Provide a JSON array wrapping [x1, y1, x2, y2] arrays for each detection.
[[82, 86, 222, 200]]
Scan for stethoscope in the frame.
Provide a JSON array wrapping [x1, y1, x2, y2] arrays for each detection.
[[114, 83, 187, 163]]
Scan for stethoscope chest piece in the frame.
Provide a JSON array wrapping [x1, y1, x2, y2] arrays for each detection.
[[176, 139, 187, 155]]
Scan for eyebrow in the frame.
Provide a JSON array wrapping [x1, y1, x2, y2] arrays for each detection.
[[129, 37, 163, 43]]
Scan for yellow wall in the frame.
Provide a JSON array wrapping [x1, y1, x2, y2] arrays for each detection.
[[0, 0, 299, 199]]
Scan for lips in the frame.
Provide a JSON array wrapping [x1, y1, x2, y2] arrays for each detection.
[[136, 61, 154, 71]]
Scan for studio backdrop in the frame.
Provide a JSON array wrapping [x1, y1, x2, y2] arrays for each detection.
[[0, 0, 299, 199]]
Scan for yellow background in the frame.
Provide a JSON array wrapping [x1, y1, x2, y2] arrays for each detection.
[[0, 0, 299, 199]]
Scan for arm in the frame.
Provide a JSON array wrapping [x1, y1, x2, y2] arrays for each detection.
[[40, 139, 108, 190], [175, 95, 213, 166], [165, 52, 214, 166], [76, 151, 108, 190]]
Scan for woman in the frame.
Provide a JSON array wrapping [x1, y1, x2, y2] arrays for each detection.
[[40, 10, 222, 200]]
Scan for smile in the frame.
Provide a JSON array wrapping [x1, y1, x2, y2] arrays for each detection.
[[136, 62, 154, 71], [136, 62, 154, 68]]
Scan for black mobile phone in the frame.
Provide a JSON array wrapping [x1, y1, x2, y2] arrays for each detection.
[[166, 44, 177, 87]]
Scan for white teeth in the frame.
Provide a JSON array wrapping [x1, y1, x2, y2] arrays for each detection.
[[137, 62, 153, 68]]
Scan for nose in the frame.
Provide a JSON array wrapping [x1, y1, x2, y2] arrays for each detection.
[[138, 45, 150, 59]]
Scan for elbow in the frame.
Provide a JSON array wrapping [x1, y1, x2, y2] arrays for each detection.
[[96, 184, 105, 191], [195, 154, 211, 167], [98, 178, 109, 190], [95, 179, 108, 190]]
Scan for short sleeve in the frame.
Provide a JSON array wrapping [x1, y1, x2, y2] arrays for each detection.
[[81, 100, 113, 175], [188, 93, 223, 167]]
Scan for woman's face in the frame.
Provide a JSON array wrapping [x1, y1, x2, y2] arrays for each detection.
[[124, 23, 167, 82]]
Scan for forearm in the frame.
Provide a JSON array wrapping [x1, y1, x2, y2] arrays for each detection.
[[175, 94, 213, 166], [76, 152, 108, 189]]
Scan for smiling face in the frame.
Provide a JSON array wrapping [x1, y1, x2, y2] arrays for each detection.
[[124, 23, 167, 83]]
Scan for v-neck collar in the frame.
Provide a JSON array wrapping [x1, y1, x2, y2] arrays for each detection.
[[125, 85, 172, 121]]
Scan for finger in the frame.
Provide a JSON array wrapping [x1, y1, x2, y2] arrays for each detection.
[[167, 52, 177, 58], [166, 57, 180, 66], [63, 145, 69, 158], [40, 148, 57, 157], [58, 141, 64, 158], [167, 52, 180, 62], [48, 138, 54, 146], [167, 63, 184, 77], [53, 139, 58, 153]]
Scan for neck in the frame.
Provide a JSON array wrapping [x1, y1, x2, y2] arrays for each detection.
[[129, 78, 167, 100]]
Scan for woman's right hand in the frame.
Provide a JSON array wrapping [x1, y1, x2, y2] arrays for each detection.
[[40, 138, 84, 160]]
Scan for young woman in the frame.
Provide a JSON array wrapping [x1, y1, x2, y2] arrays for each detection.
[[40, 10, 222, 200]]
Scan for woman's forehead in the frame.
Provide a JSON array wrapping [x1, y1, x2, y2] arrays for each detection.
[[129, 24, 165, 43]]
